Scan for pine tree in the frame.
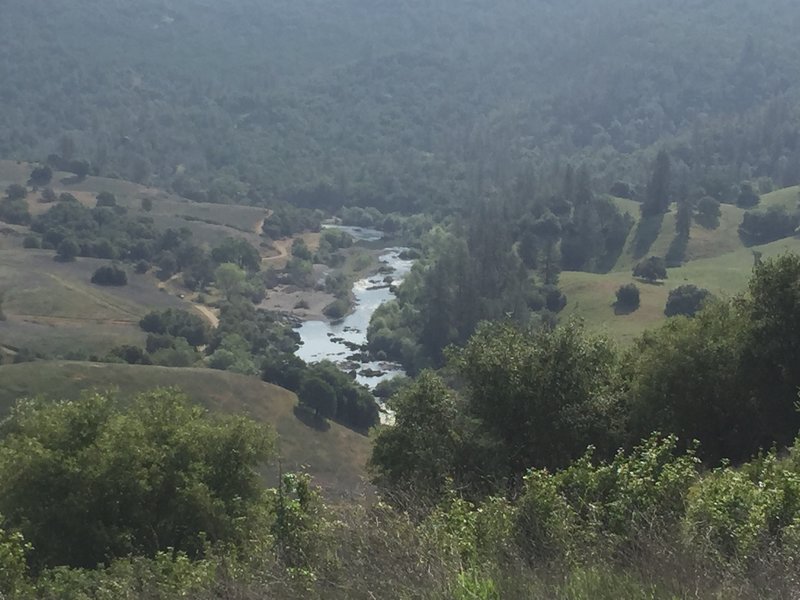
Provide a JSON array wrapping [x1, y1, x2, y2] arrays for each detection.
[[644, 150, 671, 216]]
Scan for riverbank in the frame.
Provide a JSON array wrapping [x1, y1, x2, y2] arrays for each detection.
[[295, 246, 414, 389]]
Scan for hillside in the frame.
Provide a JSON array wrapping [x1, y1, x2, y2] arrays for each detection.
[[0, 160, 277, 358], [0, 361, 372, 498], [3, 0, 800, 213], [0, 160, 268, 247], [562, 187, 800, 343]]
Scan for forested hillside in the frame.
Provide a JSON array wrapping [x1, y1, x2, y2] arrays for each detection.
[[3, 0, 800, 210], [6, 1, 800, 597]]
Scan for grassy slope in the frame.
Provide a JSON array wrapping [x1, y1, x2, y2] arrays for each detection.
[[0, 249, 184, 356], [566, 190, 800, 344], [759, 186, 800, 211], [0, 161, 272, 355], [0, 362, 372, 498], [562, 235, 800, 345]]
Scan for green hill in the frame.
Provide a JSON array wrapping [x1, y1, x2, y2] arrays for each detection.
[[0, 361, 372, 499], [562, 234, 800, 344], [0, 161, 272, 358], [0, 248, 185, 357]]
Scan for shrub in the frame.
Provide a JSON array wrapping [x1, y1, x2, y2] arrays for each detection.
[[633, 256, 667, 282], [55, 238, 79, 262], [0, 390, 274, 569], [323, 298, 350, 320], [91, 264, 128, 286], [739, 207, 799, 246], [695, 196, 721, 229], [684, 452, 800, 563], [664, 285, 711, 317], [22, 236, 40, 249], [95, 191, 117, 207], [615, 283, 640, 310], [0, 199, 31, 225]]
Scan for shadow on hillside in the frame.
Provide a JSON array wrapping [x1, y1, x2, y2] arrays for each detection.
[[633, 278, 665, 287], [59, 175, 87, 185], [665, 233, 688, 267], [613, 302, 639, 316], [293, 405, 331, 432], [632, 213, 665, 259]]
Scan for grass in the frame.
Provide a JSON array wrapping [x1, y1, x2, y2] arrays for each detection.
[[562, 235, 800, 344], [0, 249, 184, 356], [0, 361, 372, 499], [759, 186, 800, 212]]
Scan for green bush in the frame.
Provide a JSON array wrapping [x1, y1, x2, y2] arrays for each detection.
[[615, 283, 640, 310], [0, 390, 275, 570], [323, 298, 350, 320], [91, 264, 128, 286]]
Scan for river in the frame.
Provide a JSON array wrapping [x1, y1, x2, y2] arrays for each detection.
[[295, 226, 413, 389]]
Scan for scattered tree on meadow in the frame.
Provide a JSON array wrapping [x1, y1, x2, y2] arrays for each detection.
[[27, 165, 52, 187], [695, 196, 721, 229], [633, 256, 667, 282], [664, 285, 711, 317], [736, 181, 760, 208], [139, 309, 209, 347], [91, 264, 128, 286], [215, 263, 246, 300], [95, 191, 117, 207], [4, 184, 26, 202], [211, 237, 261, 273], [615, 283, 641, 311], [643, 149, 671, 216]]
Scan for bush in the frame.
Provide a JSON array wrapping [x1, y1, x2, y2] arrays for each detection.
[[685, 452, 800, 563], [55, 238, 79, 262], [615, 283, 640, 310], [739, 207, 799, 246], [22, 236, 40, 249], [91, 264, 128, 286], [4, 184, 26, 201], [95, 191, 117, 207], [664, 285, 711, 317], [736, 182, 760, 208], [323, 298, 350, 320], [0, 199, 31, 225], [695, 196, 721, 229], [0, 390, 275, 569], [633, 256, 667, 282]]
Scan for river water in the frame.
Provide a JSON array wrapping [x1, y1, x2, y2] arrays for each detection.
[[295, 226, 413, 389]]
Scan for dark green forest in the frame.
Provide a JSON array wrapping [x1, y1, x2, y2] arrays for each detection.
[[4, 0, 800, 210]]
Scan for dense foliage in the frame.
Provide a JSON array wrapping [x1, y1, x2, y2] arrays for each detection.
[[0, 389, 274, 571], [4, 1, 800, 215]]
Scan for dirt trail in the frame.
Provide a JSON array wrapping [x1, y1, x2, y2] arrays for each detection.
[[254, 209, 273, 235], [192, 304, 219, 328], [14, 315, 137, 326], [263, 238, 290, 263]]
